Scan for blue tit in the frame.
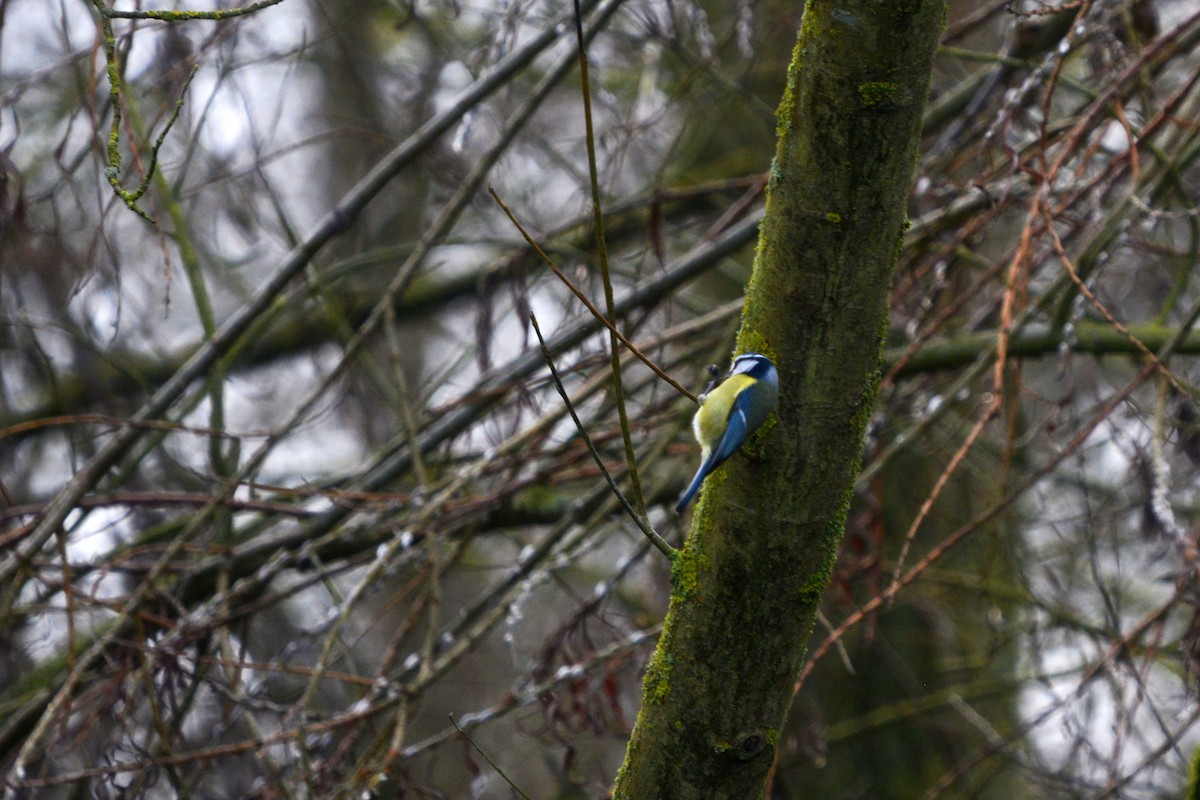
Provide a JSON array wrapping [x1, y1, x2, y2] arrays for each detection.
[[675, 352, 779, 514]]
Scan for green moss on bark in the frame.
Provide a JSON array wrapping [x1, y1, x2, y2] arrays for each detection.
[[858, 80, 899, 106]]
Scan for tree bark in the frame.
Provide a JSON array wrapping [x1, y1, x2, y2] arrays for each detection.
[[613, 2, 946, 797]]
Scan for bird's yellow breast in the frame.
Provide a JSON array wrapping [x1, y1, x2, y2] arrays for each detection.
[[693, 374, 755, 454]]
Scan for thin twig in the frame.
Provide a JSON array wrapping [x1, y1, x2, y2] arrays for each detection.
[[1040, 196, 1188, 396], [572, 0, 646, 512], [489, 186, 697, 404], [100, 0, 287, 20], [885, 399, 997, 599], [448, 715, 533, 800], [529, 313, 677, 560]]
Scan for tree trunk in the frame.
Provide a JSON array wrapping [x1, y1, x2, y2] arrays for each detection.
[[613, 2, 946, 797]]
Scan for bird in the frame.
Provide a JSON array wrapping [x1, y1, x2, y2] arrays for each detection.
[[675, 352, 779, 514]]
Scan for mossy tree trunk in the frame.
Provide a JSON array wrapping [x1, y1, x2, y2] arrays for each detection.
[[613, 2, 946, 798]]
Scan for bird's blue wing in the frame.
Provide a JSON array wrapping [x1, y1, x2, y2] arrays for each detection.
[[675, 388, 757, 513], [709, 392, 752, 468]]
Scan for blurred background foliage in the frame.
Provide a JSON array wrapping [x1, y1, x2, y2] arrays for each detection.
[[3, 0, 1200, 797]]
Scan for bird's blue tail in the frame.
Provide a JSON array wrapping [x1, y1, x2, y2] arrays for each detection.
[[675, 457, 714, 514]]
